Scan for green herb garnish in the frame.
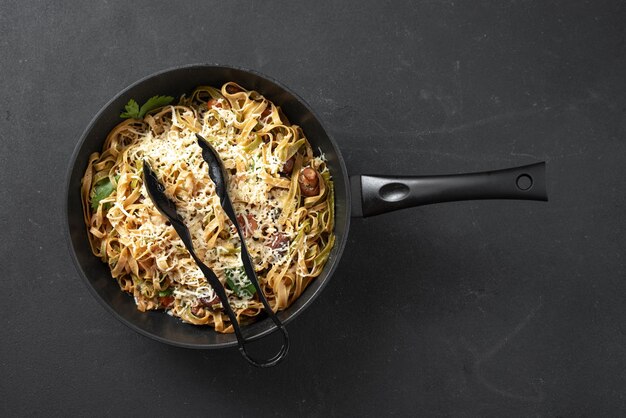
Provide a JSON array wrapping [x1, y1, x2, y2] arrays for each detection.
[[90, 175, 120, 211], [120, 95, 174, 119], [158, 288, 174, 297], [225, 267, 256, 298]]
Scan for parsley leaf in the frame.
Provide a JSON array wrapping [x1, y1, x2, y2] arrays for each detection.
[[120, 95, 174, 119], [120, 99, 140, 119], [138, 95, 174, 118], [225, 267, 256, 298], [90, 175, 120, 211], [158, 288, 174, 297]]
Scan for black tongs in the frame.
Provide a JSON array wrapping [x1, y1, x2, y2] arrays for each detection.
[[142, 134, 289, 367]]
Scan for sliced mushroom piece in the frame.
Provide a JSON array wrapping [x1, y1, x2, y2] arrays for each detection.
[[280, 157, 295, 176], [298, 167, 320, 196]]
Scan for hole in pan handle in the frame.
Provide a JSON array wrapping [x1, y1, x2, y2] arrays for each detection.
[[351, 162, 548, 218]]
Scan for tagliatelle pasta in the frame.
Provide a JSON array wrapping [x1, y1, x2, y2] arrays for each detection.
[[81, 83, 334, 333]]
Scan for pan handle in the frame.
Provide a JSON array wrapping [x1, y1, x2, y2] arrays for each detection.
[[350, 162, 548, 218]]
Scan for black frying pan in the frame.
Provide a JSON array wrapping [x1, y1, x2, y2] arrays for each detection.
[[65, 64, 547, 351]]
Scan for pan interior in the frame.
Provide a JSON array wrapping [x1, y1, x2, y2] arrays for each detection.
[[65, 65, 350, 348]]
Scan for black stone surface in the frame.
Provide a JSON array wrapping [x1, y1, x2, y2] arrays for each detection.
[[1, 0, 625, 416]]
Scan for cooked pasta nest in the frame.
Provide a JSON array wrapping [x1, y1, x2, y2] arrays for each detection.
[[81, 83, 334, 332]]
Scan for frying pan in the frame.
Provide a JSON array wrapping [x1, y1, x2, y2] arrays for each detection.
[[65, 64, 547, 351]]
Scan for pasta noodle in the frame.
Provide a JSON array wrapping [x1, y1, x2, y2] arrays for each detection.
[[81, 83, 335, 332]]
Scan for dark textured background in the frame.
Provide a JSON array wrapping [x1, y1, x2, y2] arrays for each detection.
[[1, 0, 625, 416]]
